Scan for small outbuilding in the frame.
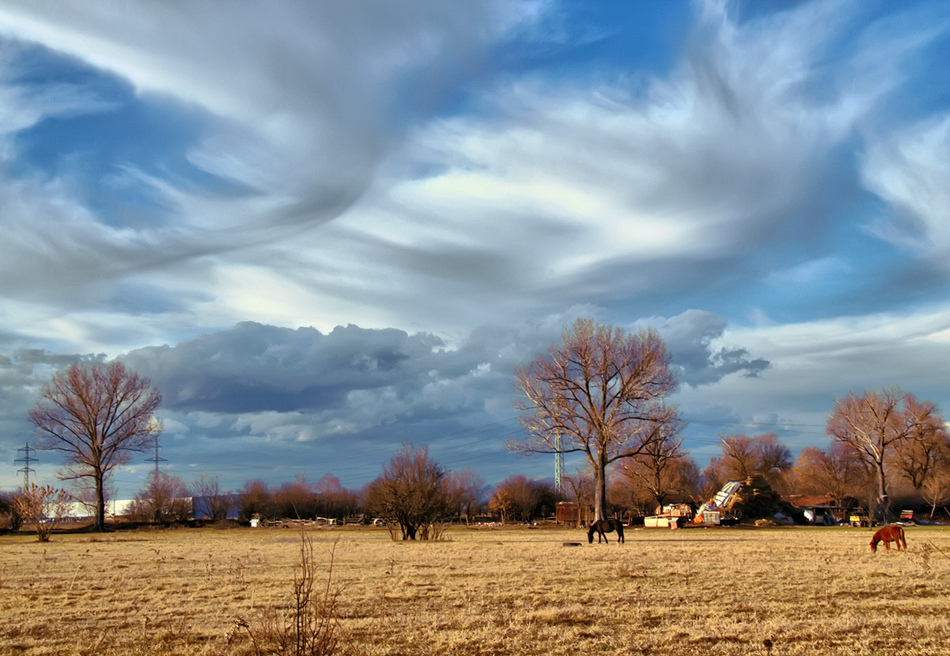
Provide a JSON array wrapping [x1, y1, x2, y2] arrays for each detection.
[[785, 494, 851, 525]]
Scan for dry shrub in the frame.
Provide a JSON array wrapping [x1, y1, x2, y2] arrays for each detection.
[[236, 533, 343, 656], [13, 484, 72, 542]]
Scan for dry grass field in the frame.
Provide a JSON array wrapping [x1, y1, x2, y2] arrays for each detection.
[[2, 523, 949, 656]]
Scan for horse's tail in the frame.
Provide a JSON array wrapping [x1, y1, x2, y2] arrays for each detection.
[[898, 525, 907, 550]]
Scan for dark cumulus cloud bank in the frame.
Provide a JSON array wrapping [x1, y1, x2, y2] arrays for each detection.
[[120, 313, 768, 455]]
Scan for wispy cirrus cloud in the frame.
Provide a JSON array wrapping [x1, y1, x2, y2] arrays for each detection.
[[1, 1, 950, 492]]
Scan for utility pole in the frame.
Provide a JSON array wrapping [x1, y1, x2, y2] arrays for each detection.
[[145, 434, 166, 476], [15, 443, 38, 489]]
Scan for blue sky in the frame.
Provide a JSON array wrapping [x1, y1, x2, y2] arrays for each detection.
[[1, 0, 949, 498]]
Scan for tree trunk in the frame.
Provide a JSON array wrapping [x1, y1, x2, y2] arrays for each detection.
[[593, 451, 607, 523], [95, 473, 106, 532], [876, 461, 890, 524]]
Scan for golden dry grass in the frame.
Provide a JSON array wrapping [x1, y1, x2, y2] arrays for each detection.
[[2, 523, 949, 655]]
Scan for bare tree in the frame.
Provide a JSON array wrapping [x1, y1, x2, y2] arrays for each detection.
[[444, 469, 485, 524], [29, 361, 162, 531], [789, 444, 866, 506], [561, 469, 595, 527], [826, 388, 935, 522], [192, 474, 233, 520], [892, 396, 950, 490], [128, 472, 192, 524], [921, 462, 950, 519], [487, 486, 514, 524], [700, 457, 729, 501], [489, 475, 558, 523], [238, 479, 275, 523], [719, 434, 758, 480], [313, 473, 359, 520], [754, 433, 794, 488], [510, 319, 678, 522], [718, 433, 792, 488], [275, 476, 320, 520], [363, 445, 450, 540], [503, 476, 538, 522], [620, 414, 688, 508]]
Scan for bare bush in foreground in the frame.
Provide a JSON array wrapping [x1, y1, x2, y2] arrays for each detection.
[[236, 534, 343, 656]]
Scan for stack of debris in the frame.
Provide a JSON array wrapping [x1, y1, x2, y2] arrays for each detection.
[[695, 476, 803, 525]]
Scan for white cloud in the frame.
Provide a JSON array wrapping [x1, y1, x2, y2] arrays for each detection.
[[862, 114, 950, 263], [677, 304, 950, 431], [297, 0, 896, 336], [0, 1, 529, 204]]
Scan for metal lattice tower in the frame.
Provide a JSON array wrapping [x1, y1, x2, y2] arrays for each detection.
[[554, 431, 563, 494], [15, 443, 38, 489], [145, 434, 166, 475]]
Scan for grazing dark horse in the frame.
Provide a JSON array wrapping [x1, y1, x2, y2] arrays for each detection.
[[588, 518, 625, 544], [870, 525, 906, 553]]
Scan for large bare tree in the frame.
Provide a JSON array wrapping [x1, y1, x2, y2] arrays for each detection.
[[826, 388, 943, 522], [29, 361, 162, 531], [510, 319, 678, 522], [892, 396, 950, 491]]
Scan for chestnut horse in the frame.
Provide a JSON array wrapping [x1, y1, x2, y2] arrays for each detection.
[[588, 518, 625, 544], [870, 525, 906, 553]]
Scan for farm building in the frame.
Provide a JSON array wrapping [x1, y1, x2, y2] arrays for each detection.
[[785, 494, 852, 525], [556, 501, 580, 525]]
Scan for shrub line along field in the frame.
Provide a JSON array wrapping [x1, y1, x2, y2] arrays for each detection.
[[2, 524, 949, 655]]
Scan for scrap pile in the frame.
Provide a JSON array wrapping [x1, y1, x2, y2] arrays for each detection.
[[694, 476, 801, 525], [693, 480, 742, 524]]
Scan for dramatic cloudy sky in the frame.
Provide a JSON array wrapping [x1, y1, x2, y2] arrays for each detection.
[[1, 0, 949, 497]]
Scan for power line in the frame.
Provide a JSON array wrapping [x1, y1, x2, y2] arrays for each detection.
[[93, 409, 839, 492]]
